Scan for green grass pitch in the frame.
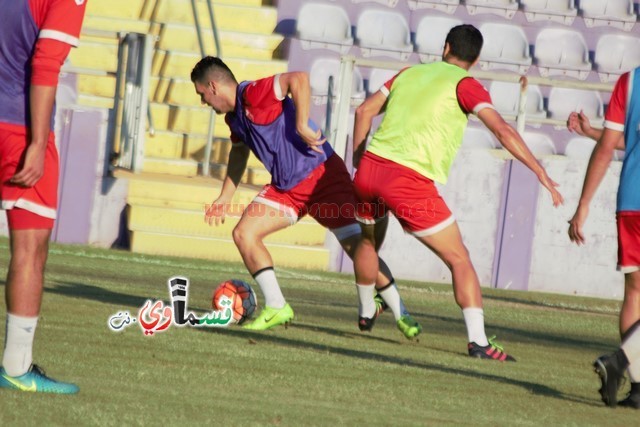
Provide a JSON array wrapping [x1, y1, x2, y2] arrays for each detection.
[[0, 237, 637, 426]]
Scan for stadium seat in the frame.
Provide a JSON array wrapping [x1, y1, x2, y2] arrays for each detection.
[[479, 23, 532, 74], [547, 87, 604, 126], [367, 68, 398, 94], [522, 131, 557, 157], [296, 3, 353, 54], [580, 0, 637, 31], [594, 34, 640, 82], [461, 127, 498, 150], [351, 0, 399, 7], [564, 137, 596, 159], [520, 0, 577, 25], [415, 15, 463, 64], [489, 81, 546, 123], [309, 57, 366, 106], [534, 28, 592, 80], [465, 0, 519, 19], [407, 0, 460, 14], [356, 10, 413, 60]]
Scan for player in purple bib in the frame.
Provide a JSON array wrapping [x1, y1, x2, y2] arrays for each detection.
[[191, 57, 421, 337]]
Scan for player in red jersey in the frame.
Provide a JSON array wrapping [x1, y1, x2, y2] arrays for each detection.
[[0, 0, 87, 394], [352, 25, 563, 361], [567, 69, 640, 409]]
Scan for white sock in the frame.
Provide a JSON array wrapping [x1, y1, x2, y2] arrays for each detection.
[[253, 268, 286, 309], [462, 307, 488, 346], [621, 326, 640, 382], [356, 283, 376, 318], [2, 313, 38, 377], [377, 282, 407, 321]]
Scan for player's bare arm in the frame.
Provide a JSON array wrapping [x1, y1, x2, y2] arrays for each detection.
[[10, 85, 56, 187], [478, 107, 564, 207], [353, 90, 387, 168], [568, 127, 623, 244], [205, 143, 251, 226], [567, 111, 625, 150], [278, 72, 325, 153]]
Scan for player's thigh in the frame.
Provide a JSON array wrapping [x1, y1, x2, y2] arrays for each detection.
[[414, 220, 471, 267], [234, 201, 293, 240]]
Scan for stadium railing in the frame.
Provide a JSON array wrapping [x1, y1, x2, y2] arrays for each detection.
[[190, 0, 222, 177], [330, 55, 616, 159]]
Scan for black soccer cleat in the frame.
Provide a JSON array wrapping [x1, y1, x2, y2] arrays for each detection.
[[468, 336, 516, 362], [374, 293, 388, 317], [593, 350, 628, 408], [618, 383, 640, 409], [358, 316, 376, 332]]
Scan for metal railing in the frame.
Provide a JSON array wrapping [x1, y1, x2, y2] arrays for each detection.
[[111, 32, 154, 172], [191, 0, 222, 177], [330, 55, 616, 159]]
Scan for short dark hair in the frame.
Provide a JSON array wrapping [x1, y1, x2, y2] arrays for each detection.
[[445, 25, 483, 63], [190, 56, 237, 84]]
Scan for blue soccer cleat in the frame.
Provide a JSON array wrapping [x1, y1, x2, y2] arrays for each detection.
[[0, 364, 79, 394]]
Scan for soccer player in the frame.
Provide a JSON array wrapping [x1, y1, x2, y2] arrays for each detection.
[[0, 0, 87, 394], [351, 24, 563, 361], [190, 57, 421, 337], [567, 67, 640, 409]]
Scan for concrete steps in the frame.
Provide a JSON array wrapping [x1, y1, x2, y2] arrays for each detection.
[[122, 173, 331, 270]]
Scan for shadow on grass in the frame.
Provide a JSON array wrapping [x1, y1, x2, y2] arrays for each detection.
[[202, 325, 594, 407], [44, 282, 149, 309]]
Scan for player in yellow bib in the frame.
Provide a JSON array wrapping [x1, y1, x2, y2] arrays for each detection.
[[352, 25, 564, 361]]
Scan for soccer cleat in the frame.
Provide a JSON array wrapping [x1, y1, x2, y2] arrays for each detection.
[[374, 293, 388, 317], [242, 304, 294, 331], [397, 314, 422, 339], [358, 316, 376, 332], [0, 364, 79, 394], [593, 352, 627, 408], [618, 390, 640, 409], [468, 336, 516, 362]]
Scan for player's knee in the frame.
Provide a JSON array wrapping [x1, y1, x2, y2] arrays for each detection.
[[625, 271, 640, 293], [232, 224, 257, 248]]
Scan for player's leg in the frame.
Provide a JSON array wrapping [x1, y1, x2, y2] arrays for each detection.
[[414, 222, 513, 361], [619, 320, 640, 408], [233, 199, 295, 330], [621, 270, 640, 339], [0, 132, 79, 393]]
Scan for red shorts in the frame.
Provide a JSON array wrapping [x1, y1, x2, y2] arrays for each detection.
[[254, 153, 360, 239], [0, 126, 58, 229], [617, 211, 640, 273], [354, 152, 454, 235]]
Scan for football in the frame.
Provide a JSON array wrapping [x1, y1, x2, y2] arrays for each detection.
[[212, 279, 258, 325]]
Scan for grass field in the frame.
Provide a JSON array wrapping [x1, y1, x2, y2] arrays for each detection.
[[0, 236, 636, 426]]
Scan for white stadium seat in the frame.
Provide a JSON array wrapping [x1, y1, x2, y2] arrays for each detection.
[[520, 0, 577, 25], [580, 0, 637, 32], [368, 68, 398, 95], [461, 127, 499, 150], [479, 23, 532, 74], [547, 87, 604, 126], [489, 81, 546, 124], [534, 28, 592, 80], [296, 3, 353, 54], [309, 57, 365, 106], [465, 0, 519, 19], [415, 15, 463, 63], [407, 0, 460, 14], [356, 10, 413, 60], [522, 131, 557, 157], [564, 137, 596, 159], [351, 0, 399, 7], [594, 34, 640, 82], [564, 137, 624, 161]]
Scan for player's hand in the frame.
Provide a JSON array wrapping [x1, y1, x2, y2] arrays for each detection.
[[297, 123, 326, 154], [566, 111, 592, 137], [538, 173, 564, 207], [10, 143, 46, 187], [205, 198, 229, 226], [353, 144, 365, 169], [568, 204, 589, 245]]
